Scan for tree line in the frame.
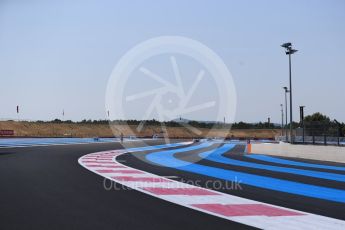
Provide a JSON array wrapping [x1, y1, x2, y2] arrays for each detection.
[[36, 118, 280, 129], [31, 112, 344, 135]]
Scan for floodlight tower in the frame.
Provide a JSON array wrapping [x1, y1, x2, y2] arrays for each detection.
[[283, 86, 289, 141], [300, 105, 305, 143], [280, 104, 284, 137], [281, 43, 298, 143]]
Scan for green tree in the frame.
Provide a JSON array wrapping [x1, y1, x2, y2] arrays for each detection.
[[304, 112, 330, 123]]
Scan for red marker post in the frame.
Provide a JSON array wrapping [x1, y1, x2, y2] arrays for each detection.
[[246, 139, 251, 154]]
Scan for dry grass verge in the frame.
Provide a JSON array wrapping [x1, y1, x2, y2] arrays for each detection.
[[0, 121, 279, 139]]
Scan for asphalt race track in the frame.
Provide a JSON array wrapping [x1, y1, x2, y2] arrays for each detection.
[[0, 140, 254, 230], [1, 140, 345, 229]]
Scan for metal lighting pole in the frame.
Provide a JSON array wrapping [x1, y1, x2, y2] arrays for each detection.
[[283, 87, 289, 141], [281, 43, 297, 143], [300, 106, 305, 143], [280, 104, 284, 137]]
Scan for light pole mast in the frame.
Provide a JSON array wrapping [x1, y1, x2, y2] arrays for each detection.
[[283, 87, 289, 141], [300, 106, 305, 143], [281, 104, 284, 137], [281, 43, 297, 143]]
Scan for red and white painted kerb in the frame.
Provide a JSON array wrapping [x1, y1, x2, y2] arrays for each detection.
[[78, 145, 345, 230]]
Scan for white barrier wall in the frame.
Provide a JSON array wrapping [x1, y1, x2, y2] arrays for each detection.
[[251, 142, 345, 163]]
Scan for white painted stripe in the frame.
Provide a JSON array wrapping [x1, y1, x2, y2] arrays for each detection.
[[162, 194, 255, 205], [117, 181, 188, 188]]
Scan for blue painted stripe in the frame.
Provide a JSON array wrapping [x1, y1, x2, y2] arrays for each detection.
[[125, 142, 191, 152], [147, 142, 214, 167], [0, 138, 117, 146], [0, 140, 187, 150], [0, 138, 183, 148], [246, 154, 345, 172], [200, 144, 345, 182], [0, 137, 140, 147], [145, 143, 345, 203]]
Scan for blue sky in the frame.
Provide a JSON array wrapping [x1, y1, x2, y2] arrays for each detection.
[[0, 0, 344, 122]]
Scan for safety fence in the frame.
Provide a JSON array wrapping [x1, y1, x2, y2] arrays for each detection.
[[277, 120, 345, 146]]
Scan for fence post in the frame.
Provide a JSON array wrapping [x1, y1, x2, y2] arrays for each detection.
[[324, 134, 327, 146], [338, 128, 340, 146], [301, 121, 305, 144], [323, 123, 327, 146]]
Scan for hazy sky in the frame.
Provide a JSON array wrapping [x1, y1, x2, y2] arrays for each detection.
[[1, 0, 344, 123]]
